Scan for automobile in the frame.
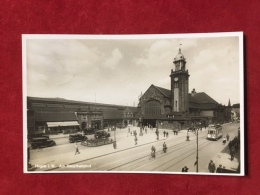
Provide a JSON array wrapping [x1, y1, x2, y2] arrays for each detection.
[[28, 133, 49, 140], [83, 127, 96, 135], [94, 130, 110, 139], [29, 137, 56, 149], [62, 129, 78, 134], [69, 134, 87, 143]]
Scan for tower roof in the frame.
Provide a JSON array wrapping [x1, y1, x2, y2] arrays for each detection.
[[174, 48, 186, 62], [228, 99, 231, 107]]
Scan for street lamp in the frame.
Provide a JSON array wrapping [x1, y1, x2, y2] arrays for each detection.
[[186, 130, 190, 141], [113, 106, 117, 149], [113, 126, 117, 149], [195, 129, 199, 172]]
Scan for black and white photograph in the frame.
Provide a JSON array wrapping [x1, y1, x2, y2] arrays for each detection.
[[23, 33, 244, 175]]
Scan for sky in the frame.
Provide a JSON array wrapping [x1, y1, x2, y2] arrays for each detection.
[[24, 33, 242, 107]]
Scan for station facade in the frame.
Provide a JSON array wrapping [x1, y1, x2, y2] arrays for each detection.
[[27, 97, 138, 135], [137, 48, 232, 130]]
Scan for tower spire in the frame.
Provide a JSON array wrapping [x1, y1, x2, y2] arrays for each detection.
[[228, 99, 231, 107]]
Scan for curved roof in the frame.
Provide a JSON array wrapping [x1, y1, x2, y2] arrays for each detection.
[[173, 48, 186, 62]]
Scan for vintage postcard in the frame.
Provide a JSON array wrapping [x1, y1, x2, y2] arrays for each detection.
[[23, 33, 244, 175]]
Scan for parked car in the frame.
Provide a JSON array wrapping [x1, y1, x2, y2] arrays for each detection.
[[83, 127, 96, 135], [29, 137, 56, 149], [28, 133, 49, 140], [62, 129, 78, 134], [69, 134, 87, 143], [94, 130, 110, 139]]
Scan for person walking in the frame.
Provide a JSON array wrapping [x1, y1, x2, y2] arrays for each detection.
[[230, 146, 235, 161], [166, 132, 169, 138], [151, 145, 156, 158], [208, 160, 216, 173], [222, 137, 226, 144], [226, 134, 230, 141], [162, 142, 167, 153], [75, 143, 80, 155], [216, 164, 223, 173], [163, 131, 166, 137]]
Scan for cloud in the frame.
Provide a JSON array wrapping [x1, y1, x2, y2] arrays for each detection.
[[133, 40, 173, 68], [102, 48, 123, 69]]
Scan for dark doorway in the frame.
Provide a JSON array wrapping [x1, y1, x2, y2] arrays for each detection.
[[143, 119, 157, 128]]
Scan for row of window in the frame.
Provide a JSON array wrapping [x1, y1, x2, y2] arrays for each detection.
[[144, 101, 161, 115]]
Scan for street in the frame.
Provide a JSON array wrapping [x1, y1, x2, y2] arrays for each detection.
[[29, 123, 240, 173]]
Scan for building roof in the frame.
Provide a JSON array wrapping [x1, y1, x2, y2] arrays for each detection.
[[153, 85, 171, 98], [191, 92, 219, 104], [174, 48, 186, 62], [232, 103, 240, 108], [150, 85, 220, 110], [28, 96, 133, 109], [35, 111, 78, 122], [188, 92, 219, 109]]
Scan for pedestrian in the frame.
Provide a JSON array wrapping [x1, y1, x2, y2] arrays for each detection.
[[230, 146, 235, 161], [166, 132, 169, 138], [163, 130, 166, 137], [75, 143, 80, 155], [235, 142, 239, 154], [182, 166, 189, 172], [208, 160, 216, 173], [228, 140, 233, 151], [134, 137, 138, 145], [226, 134, 230, 141], [155, 128, 159, 140], [216, 164, 223, 173], [222, 137, 226, 144], [151, 145, 156, 158]]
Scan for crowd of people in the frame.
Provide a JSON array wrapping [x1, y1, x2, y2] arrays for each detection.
[[208, 134, 240, 173]]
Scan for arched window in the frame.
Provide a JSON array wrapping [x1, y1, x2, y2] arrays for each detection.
[[144, 100, 161, 115]]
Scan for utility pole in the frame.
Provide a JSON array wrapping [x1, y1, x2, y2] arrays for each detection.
[[196, 129, 199, 172]]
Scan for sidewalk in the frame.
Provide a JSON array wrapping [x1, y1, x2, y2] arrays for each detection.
[[29, 127, 192, 171], [210, 145, 240, 173]]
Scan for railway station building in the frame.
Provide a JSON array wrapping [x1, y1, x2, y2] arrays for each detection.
[[137, 48, 232, 130], [27, 97, 138, 135], [27, 48, 232, 134]]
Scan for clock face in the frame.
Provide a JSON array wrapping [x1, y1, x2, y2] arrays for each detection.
[[174, 77, 178, 81]]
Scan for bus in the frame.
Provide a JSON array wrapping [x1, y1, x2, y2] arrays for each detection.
[[207, 124, 223, 140]]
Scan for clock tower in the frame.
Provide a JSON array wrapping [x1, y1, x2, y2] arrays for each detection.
[[170, 48, 190, 114]]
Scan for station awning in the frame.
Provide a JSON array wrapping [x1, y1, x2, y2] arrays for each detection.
[[47, 121, 79, 127]]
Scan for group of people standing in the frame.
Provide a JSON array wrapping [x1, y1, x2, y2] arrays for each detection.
[[208, 160, 225, 173], [208, 133, 240, 173], [163, 130, 169, 138], [228, 136, 240, 161]]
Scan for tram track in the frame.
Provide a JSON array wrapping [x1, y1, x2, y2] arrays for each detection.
[[106, 135, 213, 171]]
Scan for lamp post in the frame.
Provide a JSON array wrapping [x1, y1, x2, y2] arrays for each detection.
[[196, 129, 199, 172], [113, 106, 117, 149], [186, 130, 190, 141]]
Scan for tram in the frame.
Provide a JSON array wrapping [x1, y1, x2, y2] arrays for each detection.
[[207, 124, 223, 140]]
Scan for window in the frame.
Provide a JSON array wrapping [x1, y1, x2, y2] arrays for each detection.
[[144, 100, 161, 115]]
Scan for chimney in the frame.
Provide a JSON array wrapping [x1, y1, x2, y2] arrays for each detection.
[[191, 88, 196, 96]]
